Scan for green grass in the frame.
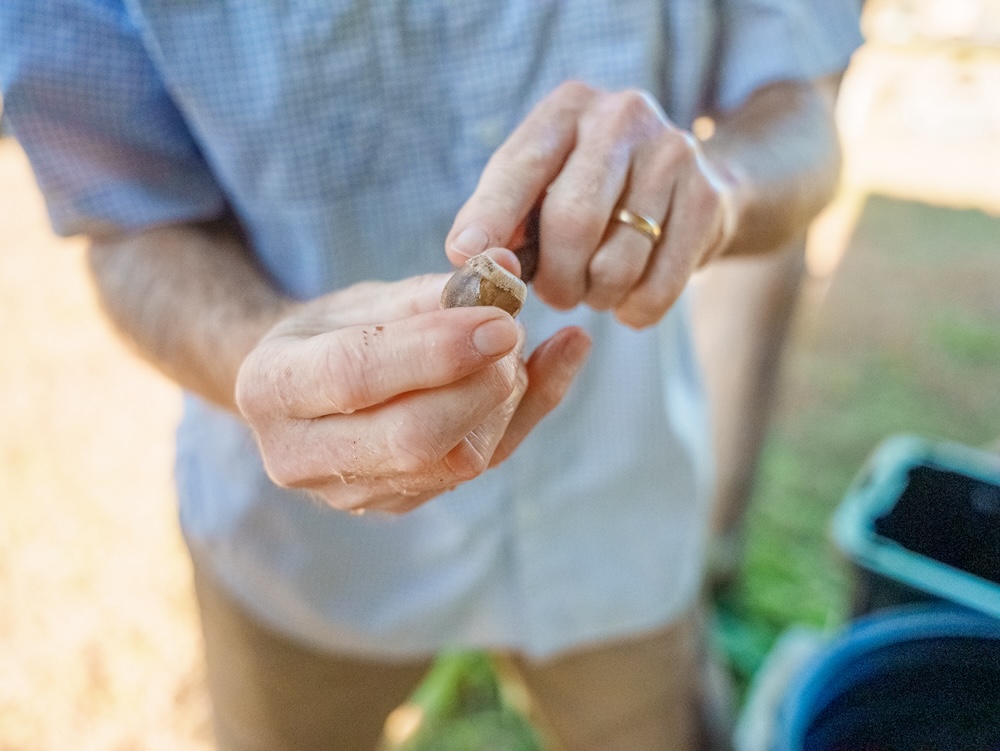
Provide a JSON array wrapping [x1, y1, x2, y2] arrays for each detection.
[[927, 309, 1000, 366], [716, 196, 1000, 692]]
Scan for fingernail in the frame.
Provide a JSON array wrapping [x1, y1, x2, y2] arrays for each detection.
[[452, 225, 489, 260], [473, 316, 517, 357]]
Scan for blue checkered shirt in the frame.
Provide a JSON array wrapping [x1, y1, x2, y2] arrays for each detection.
[[1, 0, 861, 657]]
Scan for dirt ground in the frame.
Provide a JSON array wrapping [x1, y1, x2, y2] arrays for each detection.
[[2, 10, 1000, 747], [0, 141, 211, 749]]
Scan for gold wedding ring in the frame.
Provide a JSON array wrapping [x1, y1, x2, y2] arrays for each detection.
[[613, 207, 662, 245]]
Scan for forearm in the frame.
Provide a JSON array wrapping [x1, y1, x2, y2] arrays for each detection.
[[87, 218, 294, 411], [704, 77, 842, 259]]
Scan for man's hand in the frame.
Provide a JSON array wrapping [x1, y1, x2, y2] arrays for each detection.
[[446, 82, 741, 330], [235, 252, 591, 515], [446, 79, 840, 330], [89, 227, 590, 516]]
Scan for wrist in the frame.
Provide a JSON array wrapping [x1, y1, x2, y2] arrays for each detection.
[[695, 149, 749, 267]]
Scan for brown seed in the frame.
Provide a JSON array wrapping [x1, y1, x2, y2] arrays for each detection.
[[441, 254, 527, 318]]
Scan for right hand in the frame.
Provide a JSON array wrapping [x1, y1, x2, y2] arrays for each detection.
[[235, 253, 591, 515]]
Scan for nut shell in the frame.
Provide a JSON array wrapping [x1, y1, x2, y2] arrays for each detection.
[[441, 255, 527, 317]]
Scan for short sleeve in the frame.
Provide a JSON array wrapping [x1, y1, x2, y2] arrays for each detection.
[[0, 0, 226, 237], [711, 0, 865, 114]]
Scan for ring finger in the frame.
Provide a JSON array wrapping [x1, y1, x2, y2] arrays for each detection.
[[583, 137, 682, 310]]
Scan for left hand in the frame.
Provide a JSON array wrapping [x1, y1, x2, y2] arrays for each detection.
[[446, 81, 741, 329], [235, 261, 590, 515]]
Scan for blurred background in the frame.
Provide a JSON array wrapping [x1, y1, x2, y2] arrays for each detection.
[[2, 0, 999, 747]]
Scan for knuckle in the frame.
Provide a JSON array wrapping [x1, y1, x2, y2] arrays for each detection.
[[588, 251, 640, 295], [480, 357, 519, 407], [535, 278, 581, 311], [494, 352, 522, 395], [320, 334, 376, 412], [234, 350, 272, 419], [267, 363, 302, 418], [505, 140, 556, 179], [480, 147, 546, 208], [605, 89, 663, 136], [234, 362, 263, 419], [652, 131, 696, 175], [691, 171, 722, 214], [554, 79, 597, 105], [452, 430, 504, 482], [544, 198, 605, 245], [386, 419, 441, 475], [236, 351, 299, 423], [451, 446, 490, 482], [264, 433, 351, 490], [613, 89, 653, 119], [615, 304, 655, 330], [618, 290, 668, 329], [263, 451, 307, 489]]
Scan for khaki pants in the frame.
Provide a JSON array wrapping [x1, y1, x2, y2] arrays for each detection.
[[194, 570, 712, 751]]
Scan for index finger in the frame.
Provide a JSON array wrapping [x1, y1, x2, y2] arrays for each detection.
[[250, 307, 521, 419], [311, 273, 453, 327], [445, 81, 597, 266]]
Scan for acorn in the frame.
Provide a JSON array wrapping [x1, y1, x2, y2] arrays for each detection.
[[440, 254, 527, 318]]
